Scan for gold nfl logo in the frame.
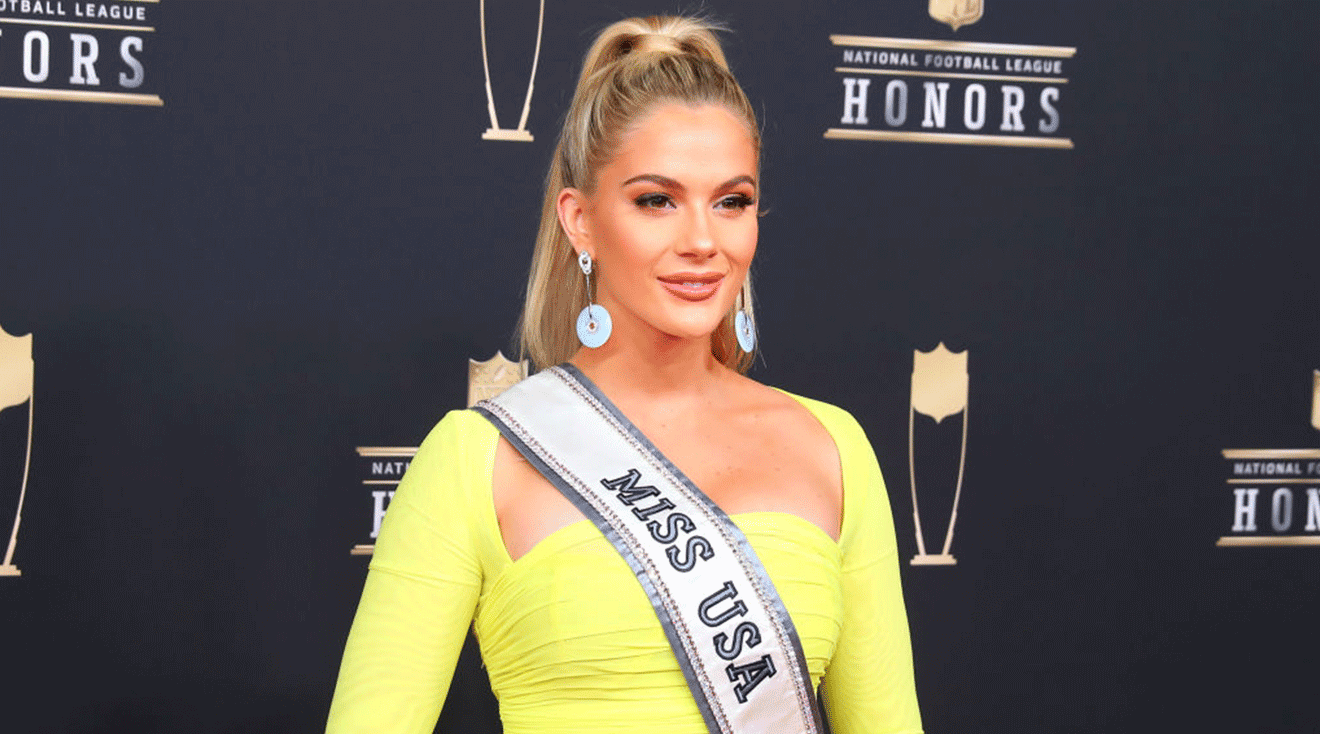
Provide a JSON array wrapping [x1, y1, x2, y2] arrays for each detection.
[[929, 0, 984, 31]]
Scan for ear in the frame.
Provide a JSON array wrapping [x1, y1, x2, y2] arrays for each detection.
[[556, 187, 592, 257]]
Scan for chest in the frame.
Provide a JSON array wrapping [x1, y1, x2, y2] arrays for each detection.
[[494, 418, 841, 563], [651, 421, 838, 518]]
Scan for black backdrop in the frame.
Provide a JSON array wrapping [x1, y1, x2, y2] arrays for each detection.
[[2, 1, 1318, 732]]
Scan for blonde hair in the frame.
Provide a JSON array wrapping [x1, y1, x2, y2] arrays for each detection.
[[517, 16, 760, 373]]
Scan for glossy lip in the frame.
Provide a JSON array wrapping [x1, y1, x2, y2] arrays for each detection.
[[657, 272, 725, 302]]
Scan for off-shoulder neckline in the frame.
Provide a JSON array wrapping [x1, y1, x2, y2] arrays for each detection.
[[465, 385, 860, 573]]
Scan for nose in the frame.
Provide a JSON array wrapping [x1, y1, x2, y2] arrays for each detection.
[[679, 212, 717, 259]]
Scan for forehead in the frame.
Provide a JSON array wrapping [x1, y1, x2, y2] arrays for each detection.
[[604, 103, 757, 181]]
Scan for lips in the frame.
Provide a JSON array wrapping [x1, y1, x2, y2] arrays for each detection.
[[657, 272, 724, 302]]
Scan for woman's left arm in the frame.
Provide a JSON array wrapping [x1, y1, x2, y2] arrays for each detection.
[[819, 412, 923, 734]]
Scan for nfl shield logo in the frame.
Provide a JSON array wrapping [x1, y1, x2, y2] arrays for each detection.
[[912, 343, 969, 424], [468, 351, 529, 407], [929, 0, 984, 31]]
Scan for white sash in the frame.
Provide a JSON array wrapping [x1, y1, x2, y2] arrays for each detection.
[[474, 364, 824, 734]]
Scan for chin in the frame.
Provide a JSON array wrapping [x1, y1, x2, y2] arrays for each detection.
[[628, 300, 733, 342], [657, 316, 727, 342]]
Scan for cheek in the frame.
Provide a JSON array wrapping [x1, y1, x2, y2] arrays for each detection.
[[596, 227, 660, 297], [601, 220, 670, 273], [733, 221, 758, 266]]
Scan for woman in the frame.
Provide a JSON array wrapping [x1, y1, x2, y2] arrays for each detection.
[[327, 16, 922, 734]]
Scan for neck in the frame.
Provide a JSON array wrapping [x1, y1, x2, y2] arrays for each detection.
[[569, 326, 726, 409]]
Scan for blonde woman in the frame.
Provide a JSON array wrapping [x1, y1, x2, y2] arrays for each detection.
[[327, 16, 922, 734]]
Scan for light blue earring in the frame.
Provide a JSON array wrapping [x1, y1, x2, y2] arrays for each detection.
[[735, 279, 757, 353], [575, 250, 612, 348]]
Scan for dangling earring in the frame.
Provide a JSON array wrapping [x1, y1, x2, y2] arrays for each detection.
[[575, 250, 612, 348], [735, 277, 757, 353]]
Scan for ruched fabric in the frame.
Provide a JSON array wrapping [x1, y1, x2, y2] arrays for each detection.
[[326, 395, 922, 734]]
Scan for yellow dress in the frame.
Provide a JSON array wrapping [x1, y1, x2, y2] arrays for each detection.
[[326, 394, 922, 734]]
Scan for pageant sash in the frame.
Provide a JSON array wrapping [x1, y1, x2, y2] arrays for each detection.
[[474, 364, 824, 734]]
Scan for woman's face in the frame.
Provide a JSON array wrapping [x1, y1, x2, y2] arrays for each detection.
[[562, 103, 758, 348]]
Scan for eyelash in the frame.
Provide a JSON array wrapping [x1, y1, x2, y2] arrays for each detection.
[[718, 194, 756, 211], [634, 193, 673, 209], [632, 193, 757, 211]]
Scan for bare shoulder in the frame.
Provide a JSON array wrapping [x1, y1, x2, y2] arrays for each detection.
[[722, 372, 844, 501], [725, 372, 840, 443]]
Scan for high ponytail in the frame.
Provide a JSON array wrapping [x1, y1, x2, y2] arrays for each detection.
[[517, 16, 760, 373], [577, 16, 730, 82]]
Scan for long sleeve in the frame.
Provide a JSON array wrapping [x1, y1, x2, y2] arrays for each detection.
[[819, 410, 923, 734], [326, 411, 495, 733]]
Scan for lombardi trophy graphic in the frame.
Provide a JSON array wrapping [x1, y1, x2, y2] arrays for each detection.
[[480, 0, 545, 141], [909, 343, 968, 566], [1, 326, 34, 577]]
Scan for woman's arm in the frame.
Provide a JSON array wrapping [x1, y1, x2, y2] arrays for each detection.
[[326, 412, 487, 733], [820, 412, 923, 734]]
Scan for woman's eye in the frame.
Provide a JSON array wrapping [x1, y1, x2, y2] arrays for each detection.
[[717, 194, 756, 211], [634, 193, 673, 209]]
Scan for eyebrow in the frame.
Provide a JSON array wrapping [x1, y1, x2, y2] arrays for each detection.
[[620, 173, 757, 191]]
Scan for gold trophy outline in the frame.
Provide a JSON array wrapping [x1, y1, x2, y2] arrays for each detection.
[[908, 343, 968, 566], [479, 0, 545, 141], [1, 325, 34, 577]]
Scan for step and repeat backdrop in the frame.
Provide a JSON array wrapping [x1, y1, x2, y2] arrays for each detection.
[[1, 1, 1317, 732]]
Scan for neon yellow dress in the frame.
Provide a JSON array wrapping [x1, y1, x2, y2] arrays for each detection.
[[326, 394, 922, 734]]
